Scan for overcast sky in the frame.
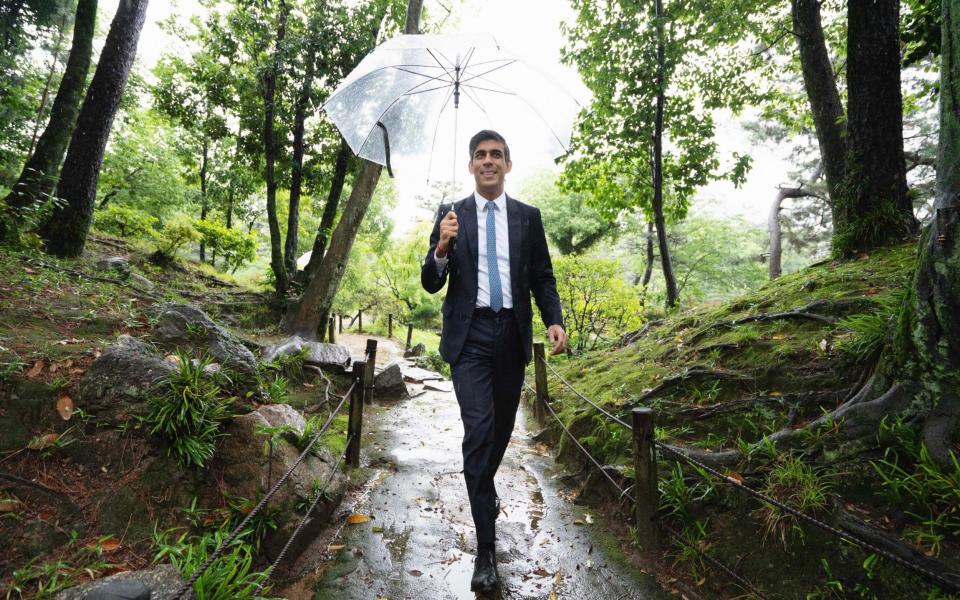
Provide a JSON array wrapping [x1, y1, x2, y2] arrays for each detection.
[[97, 0, 794, 235]]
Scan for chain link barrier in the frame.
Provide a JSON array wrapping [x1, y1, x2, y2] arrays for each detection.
[[534, 355, 960, 594]]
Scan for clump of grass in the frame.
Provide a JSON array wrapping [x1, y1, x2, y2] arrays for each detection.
[[753, 455, 831, 546], [835, 289, 904, 363], [145, 351, 231, 468]]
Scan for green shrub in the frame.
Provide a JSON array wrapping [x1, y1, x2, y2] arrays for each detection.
[[753, 455, 831, 546], [193, 219, 258, 272], [152, 527, 273, 600], [152, 213, 200, 259], [94, 205, 158, 238], [145, 352, 231, 468]]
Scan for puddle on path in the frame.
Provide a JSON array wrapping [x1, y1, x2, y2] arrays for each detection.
[[283, 384, 669, 600]]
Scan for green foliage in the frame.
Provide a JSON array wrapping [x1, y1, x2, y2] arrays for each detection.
[[369, 222, 441, 327], [262, 348, 308, 382], [5, 532, 116, 599], [659, 463, 717, 522], [836, 290, 904, 363], [872, 417, 960, 556], [521, 170, 617, 255], [145, 352, 231, 469], [94, 205, 158, 239], [152, 213, 201, 260], [193, 219, 258, 272], [753, 456, 831, 546], [553, 255, 644, 354], [152, 527, 273, 600]]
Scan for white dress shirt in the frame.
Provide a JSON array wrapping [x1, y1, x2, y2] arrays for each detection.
[[434, 191, 513, 309]]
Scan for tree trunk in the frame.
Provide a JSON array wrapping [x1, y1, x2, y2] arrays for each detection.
[[285, 40, 317, 274], [28, 3, 70, 159], [304, 138, 351, 279], [199, 136, 208, 262], [38, 0, 147, 257], [652, 0, 678, 307], [1, 0, 96, 242], [791, 0, 846, 204], [263, 0, 289, 296], [283, 0, 422, 336], [283, 161, 382, 337], [642, 221, 654, 287], [768, 186, 820, 279], [834, 0, 917, 256]]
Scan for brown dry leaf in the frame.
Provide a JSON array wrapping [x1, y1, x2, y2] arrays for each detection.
[[0, 498, 20, 512], [549, 592, 558, 600], [532, 567, 550, 577], [770, 334, 787, 340], [302, 382, 315, 389], [27, 433, 59, 450], [408, 569, 423, 577], [346, 514, 371, 525], [864, 287, 881, 296], [26, 360, 44, 379], [23, 267, 38, 275], [56, 395, 74, 421], [573, 519, 584, 526], [48, 362, 60, 374], [69, 368, 84, 376], [553, 571, 562, 585], [769, 391, 782, 397], [94, 539, 121, 553], [328, 544, 346, 551], [725, 471, 744, 484], [164, 354, 181, 365]]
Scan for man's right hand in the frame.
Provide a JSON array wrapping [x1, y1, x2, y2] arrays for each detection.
[[436, 210, 459, 257]]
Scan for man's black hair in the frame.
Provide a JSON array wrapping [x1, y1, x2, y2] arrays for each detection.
[[469, 130, 510, 163]]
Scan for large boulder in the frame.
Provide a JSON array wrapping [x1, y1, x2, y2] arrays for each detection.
[[78, 335, 176, 424], [374, 361, 409, 400], [217, 404, 348, 558], [404, 342, 426, 358], [152, 304, 258, 374], [54, 564, 191, 600], [262, 335, 351, 369]]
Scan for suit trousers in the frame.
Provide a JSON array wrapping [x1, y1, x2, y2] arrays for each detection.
[[450, 308, 525, 547]]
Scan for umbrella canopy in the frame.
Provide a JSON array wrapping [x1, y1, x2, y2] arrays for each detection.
[[323, 33, 581, 187]]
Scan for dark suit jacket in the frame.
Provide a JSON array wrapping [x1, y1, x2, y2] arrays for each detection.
[[421, 193, 564, 365]]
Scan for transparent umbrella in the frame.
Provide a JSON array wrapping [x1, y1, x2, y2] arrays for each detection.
[[323, 33, 581, 193]]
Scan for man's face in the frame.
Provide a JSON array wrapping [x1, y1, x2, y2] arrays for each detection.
[[468, 139, 512, 196]]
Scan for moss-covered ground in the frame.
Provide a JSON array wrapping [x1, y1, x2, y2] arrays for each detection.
[[528, 242, 960, 599]]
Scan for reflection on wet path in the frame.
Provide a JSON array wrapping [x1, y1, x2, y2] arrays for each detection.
[[303, 386, 668, 600]]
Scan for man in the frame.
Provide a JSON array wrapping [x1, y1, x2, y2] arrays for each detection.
[[421, 129, 567, 594]]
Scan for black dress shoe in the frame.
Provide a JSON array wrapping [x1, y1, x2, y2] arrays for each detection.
[[470, 547, 500, 594]]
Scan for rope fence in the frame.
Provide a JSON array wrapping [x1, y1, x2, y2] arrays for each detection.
[[175, 344, 378, 599], [528, 346, 960, 596]]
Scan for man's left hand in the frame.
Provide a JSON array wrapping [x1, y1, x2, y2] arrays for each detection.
[[546, 325, 568, 356]]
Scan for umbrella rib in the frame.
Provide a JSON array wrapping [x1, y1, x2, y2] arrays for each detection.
[[355, 75, 452, 159], [323, 64, 449, 108], [404, 82, 458, 96], [426, 48, 457, 81], [459, 60, 517, 85], [463, 75, 570, 151], [425, 86, 457, 184], [459, 84, 494, 123], [460, 83, 516, 96], [394, 66, 455, 84]]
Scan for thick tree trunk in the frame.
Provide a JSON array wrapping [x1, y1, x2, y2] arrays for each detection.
[[285, 41, 317, 274], [1, 0, 96, 242], [652, 0, 678, 308], [263, 1, 289, 296], [28, 4, 70, 158], [38, 0, 147, 257], [303, 139, 351, 279], [834, 0, 917, 256], [791, 0, 846, 204], [283, 161, 382, 337]]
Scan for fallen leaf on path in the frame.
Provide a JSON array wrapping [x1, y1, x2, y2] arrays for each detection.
[[532, 567, 550, 577], [549, 592, 558, 600], [90, 538, 121, 553], [346, 514, 371, 525], [553, 571, 562, 584], [27, 433, 59, 450], [57, 395, 74, 420], [573, 519, 584, 526], [372, 526, 384, 533], [327, 544, 345, 551], [408, 569, 422, 577], [26, 360, 44, 379]]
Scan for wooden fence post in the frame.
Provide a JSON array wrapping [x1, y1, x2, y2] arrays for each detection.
[[328, 316, 336, 344], [388, 314, 393, 338], [364, 338, 378, 405], [632, 407, 659, 560], [338, 314, 343, 333], [346, 362, 365, 468], [533, 342, 548, 424], [358, 310, 363, 333], [405, 323, 414, 351]]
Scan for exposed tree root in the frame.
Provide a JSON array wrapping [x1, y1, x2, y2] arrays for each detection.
[[922, 393, 960, 471], [676, 388, 850, 420], [685, 298, 872, 345], [835, 500, 960, 588], [619, 319, 666, 347], [629, 366, 754, 407]]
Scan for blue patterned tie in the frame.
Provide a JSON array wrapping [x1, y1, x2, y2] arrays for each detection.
[[485, 201, 503, 312]]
